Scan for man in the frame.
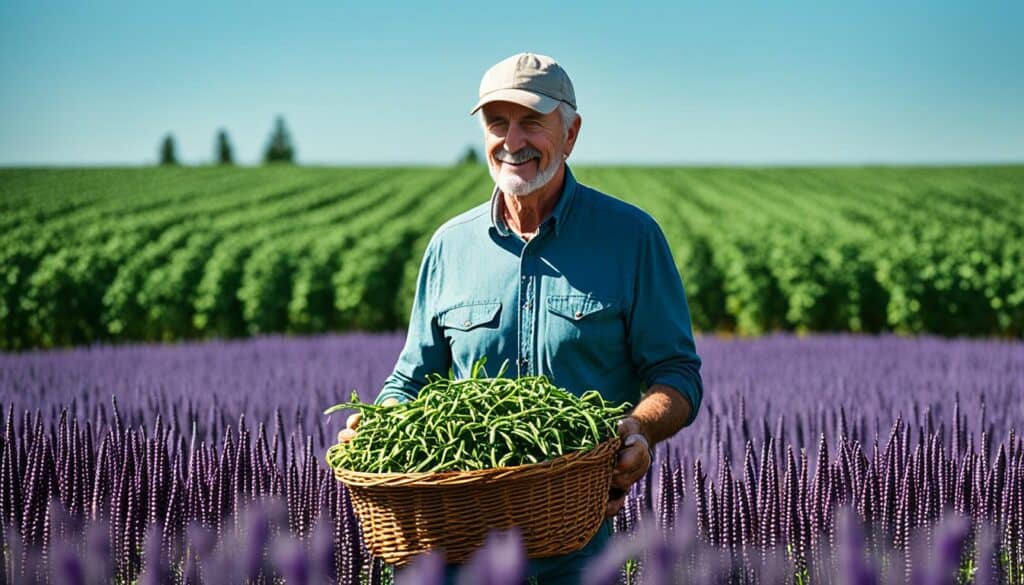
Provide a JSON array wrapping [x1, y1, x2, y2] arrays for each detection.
[[338, 52, 703, 584]]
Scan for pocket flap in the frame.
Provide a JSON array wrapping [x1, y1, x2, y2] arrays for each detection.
[[439, 302, 501, 331], [546, 295, 611, 321]]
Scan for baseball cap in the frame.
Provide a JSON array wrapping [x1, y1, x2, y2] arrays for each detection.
[[470, 52, 576, 115]]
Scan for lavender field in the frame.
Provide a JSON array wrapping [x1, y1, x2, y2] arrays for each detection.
[[1, 333, 1023, 583]]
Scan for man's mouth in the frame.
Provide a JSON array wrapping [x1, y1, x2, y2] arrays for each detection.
[[500, 158, 538, 167], [495, 146, 542, 168], [499, 155, 540, 166]]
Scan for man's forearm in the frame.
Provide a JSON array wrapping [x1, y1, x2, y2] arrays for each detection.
[[626, 384, 693, 445]]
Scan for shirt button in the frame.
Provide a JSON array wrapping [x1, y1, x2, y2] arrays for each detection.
[[523, 302, 531, 310], [521, 275, 527, 281], [463, 320, 472, 327], [574, 310, 583, 319]]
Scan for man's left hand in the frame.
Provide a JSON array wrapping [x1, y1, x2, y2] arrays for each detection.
[[606, 417, 652, 518]]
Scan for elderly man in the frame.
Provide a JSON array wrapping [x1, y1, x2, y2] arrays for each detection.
[[339, 52, 702, 584]]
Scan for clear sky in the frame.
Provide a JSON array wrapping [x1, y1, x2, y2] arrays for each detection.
[[1, 0, 1022, 166]]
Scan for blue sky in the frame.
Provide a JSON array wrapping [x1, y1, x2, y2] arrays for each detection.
[[1, 0, 1022, 165]]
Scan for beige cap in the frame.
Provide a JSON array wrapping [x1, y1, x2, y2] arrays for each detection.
[[470, 52, 576, 115]]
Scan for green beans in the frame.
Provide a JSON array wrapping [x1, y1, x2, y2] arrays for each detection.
[[324, 364, 631, 474]]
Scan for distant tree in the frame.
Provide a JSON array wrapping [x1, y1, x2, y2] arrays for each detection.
[[159, 134, 178, 166], [263, 116, 296, 164], [216, 129, 234, 165], [459, 146, 481, 165]]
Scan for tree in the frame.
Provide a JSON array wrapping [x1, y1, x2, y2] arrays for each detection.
[[459, 146, 481, 165], [215, 129, 234, 165], [159, 134, 178, 166], [263, 115, 296, 164]]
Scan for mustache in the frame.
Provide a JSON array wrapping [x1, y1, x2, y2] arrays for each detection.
[[494, 146, 541, 164]]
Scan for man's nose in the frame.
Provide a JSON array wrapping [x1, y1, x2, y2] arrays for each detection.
[[503, 122, 526, 152]]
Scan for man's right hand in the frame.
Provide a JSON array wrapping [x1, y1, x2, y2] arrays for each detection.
[[337, 397, 399, 443]]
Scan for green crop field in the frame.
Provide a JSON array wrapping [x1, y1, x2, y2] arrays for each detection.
[[1, 164, 1022, 350]]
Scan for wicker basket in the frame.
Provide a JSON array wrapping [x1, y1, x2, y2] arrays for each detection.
[[333, 436, 621, 566]]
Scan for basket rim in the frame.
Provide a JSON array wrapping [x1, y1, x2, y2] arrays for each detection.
[[333, 436, 621, 487]]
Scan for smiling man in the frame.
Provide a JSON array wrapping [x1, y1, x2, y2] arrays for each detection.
[[341, 52, 703, 584]]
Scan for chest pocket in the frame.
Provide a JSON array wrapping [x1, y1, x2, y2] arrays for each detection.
[[438, 301, 502, 368], [545, 293, 622, 346], [438, 301, 501, 331], [546, 295, 610, 321]]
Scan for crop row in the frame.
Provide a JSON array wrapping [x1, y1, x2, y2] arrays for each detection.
[[575, 165, 1024, 337], [2, 164, 1022, 349], [0, 166, 490, 349]]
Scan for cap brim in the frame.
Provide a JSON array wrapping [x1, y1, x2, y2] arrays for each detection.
[[469, 88, 560, 115]]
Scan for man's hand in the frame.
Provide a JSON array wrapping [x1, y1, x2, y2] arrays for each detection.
[[605, 385, 691, 518], [337, 397, 399, 443], [606, 416, 652, 518]]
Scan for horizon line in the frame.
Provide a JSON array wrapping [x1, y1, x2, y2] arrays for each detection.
[[2, 159, 1023, 170]]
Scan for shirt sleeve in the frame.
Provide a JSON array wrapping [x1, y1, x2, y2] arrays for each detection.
[[626, 219, 704, 426], [376, 236, 451, 405]]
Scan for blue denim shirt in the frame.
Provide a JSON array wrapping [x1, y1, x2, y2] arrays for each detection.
[[378, 165, 702, 425]]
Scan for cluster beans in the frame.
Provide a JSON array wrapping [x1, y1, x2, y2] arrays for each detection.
[[326, 371, 629, 474]]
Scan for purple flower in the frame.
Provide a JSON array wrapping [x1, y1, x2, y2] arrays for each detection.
[[836, 507, 877, 585], [582, 531, 645, 585], [396, 550, 446, 585], [456, 528, 526, 585], [139, 524, 171, 585], [49, 544, 85, 585], [272, 536, 310, 585], [930, 514, 970, 585]]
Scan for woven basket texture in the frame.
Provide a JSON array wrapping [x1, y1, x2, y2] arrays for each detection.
[[334, 437, 621, 566]]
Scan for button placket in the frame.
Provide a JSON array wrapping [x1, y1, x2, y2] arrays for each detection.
[[520, 275, 533, 375], [519, 245, 536, 376]]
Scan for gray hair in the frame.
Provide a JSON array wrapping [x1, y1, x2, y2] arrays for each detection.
[[556, 101, 578, 138]]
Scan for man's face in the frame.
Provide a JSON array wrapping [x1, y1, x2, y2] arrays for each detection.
[[480, 101, 577, 197]]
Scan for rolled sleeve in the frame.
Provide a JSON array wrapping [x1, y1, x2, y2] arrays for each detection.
[[376, 237, 451, 405], [626, 220, 704, 426]]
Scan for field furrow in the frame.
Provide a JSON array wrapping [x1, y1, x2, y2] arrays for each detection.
[[1, 164, 1021, 349]]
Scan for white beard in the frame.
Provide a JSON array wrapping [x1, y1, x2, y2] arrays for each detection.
[[489, 156, 562, 197]]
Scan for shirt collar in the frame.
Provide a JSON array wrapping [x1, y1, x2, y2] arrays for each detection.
[[490, 163, 579, 239]]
